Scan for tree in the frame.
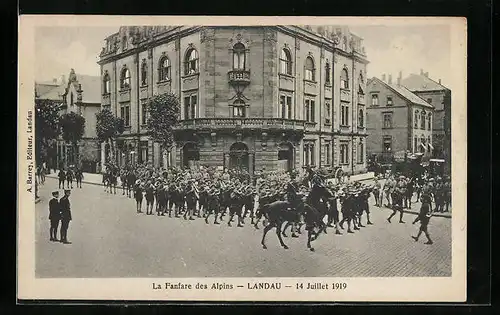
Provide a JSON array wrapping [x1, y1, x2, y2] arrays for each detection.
[[35, 98, 61, 164], [146, 92, 180, 156], [95, 108, 125, 166], [59, 112, 86, 166]]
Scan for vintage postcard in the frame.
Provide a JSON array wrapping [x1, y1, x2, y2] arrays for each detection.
[[18, 15, 467, 302]]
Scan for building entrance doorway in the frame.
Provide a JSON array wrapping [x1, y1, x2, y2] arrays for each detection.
[[229, 142, 249, 171], [182, 143, 200, 169], [277, 142, 294, 172]]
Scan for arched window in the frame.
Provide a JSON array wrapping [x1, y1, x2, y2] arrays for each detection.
[[232, 43, 246, 70], [340, 68, 349, 89], [420, 111, 426, 129], [358, 108, 364, 127], [103, 73, 110, 94], [158, 56, 171, 81], [414, 110, 419, 128], [427, 113, 432, 130], [140, 61, 147, 86], [122, 35, 127, 50], [120, 67, 131, 89], [280, 48, 292, 75], [325, 62, 331, 84], [232, 99, 246, 118], [184, 48, 199, 75], [304, 56, 315, 81]]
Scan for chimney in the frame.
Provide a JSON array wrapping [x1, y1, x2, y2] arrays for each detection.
[[53, 78, 57, 84], [420, 69, 424, 75], [439, 79, 442, 84], [424, 72, 429, 77], [388, 74, 393, 84], [397, 70, 402, 85], [382, 74, 386, 82]]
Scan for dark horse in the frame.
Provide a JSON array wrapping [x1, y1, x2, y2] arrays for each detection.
[[256, 200, 326, 251], [304, 184, 335, 234]]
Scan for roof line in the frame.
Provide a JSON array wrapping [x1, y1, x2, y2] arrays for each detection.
[[370, 77, 434, 108]]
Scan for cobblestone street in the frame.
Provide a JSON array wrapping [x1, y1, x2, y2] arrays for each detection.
[[35, 178, 451, 278]]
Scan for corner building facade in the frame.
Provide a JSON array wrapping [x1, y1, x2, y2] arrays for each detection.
[[98, 26, 369, 175]]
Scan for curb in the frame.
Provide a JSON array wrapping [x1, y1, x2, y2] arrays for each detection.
[[377, 205, 452, 218], [46, 175, 113, 188]]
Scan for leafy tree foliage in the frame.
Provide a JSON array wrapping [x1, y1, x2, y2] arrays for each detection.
[[35, 99, 61, 163], [146, 92, 180, 149], [96, 108, 124, 142], [59, 112, 86, 144]]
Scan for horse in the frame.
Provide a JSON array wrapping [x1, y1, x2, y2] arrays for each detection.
[[305, 184, 335, 234], [257, 200, 327, 251]]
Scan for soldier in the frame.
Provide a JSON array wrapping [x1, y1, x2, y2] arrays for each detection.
[[66, 168, 74, 189], [134, 180, 144, 213], [184, 179, 198, 220], [387, 175, 406, 223], [59, 189, 72, 244], [145, 180, 155, 215], [373, 177, 381, 207], [339, 189, 356, 233], [360, 186, 373, 226], [75, 168, 83, 188], [58, 168, 66, 189], [326, 183, 342, 235], [384, 175, 394, 208], [120, 169, 128, 195], [443, 176, 451, 212], [127, 170, 136, 198], [412, 194, 434, 244], [110, 167, 118, 194], [49, 191, 60, 241], [434, 177, 445, 213]]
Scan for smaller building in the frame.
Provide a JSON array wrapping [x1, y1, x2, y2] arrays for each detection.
[[366, 75, 434, 163], [400, 70, 451, 173], [57, 69, 102, 172]]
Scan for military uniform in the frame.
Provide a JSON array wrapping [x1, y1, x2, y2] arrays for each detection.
[[49, 192, 60, 241], [412, 194, 433, 244], [59, 191, 72, 244]]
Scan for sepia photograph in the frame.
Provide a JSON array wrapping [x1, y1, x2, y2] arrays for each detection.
[[18, 15, 467, 302]]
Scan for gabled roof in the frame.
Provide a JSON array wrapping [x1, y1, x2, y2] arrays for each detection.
[[65, 71, 101, 104], [369, 77, 434, 109], [400, 73, 449, 92], [35, 82, 59, 98], [38, 84, 66, 101]]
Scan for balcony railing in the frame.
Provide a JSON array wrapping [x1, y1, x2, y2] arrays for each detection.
[[228, 70, 251, 85], [174, 118, 309, 131]]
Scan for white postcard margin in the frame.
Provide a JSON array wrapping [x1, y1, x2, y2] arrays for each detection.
[[17, 15, 467, 302]]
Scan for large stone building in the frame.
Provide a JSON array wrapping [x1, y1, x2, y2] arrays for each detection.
[[35, 70, 101, 172], [366, 75, 434, 161], [401, 70, 451, 173], [98, 25, 369, 175]]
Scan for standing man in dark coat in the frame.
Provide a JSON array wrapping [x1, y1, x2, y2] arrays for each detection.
[[59, 190, 72, 244], [58, 169, 66, 189], [49, 191, 61, 241]]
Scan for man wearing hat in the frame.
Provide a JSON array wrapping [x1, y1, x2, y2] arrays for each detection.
[[49, 190, 61, 241], [59, 189, 72, 244], [412, 194, 434, 244], [373, 177, 381, 207]]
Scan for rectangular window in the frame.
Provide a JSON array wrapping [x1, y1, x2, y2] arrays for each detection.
[[233, 106, 245, 118], [414, 112, 419, 128], [184, 95, 197, 119], [141, 102, 147, 125], [371, 94, 379, 106], [341, 104, 349, 126], [324, 142, 331, 165], [304, 98, 315, 122], [383, 136, 392, 153], [303, 142, 315, 166], [303, 144, 309, 166], [120, 103, 130, 127], [357, 141, 364, 163], [304, 99, 310, 122], [340, 142, 349, 164], [383, 112, 393, 129], [325, 100, 331, 124], [387, 96, 393, 106], [279, 95, 292, 119]]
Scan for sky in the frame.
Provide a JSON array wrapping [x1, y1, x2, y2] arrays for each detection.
[[35, 24, 452, 90]]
